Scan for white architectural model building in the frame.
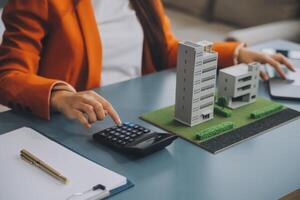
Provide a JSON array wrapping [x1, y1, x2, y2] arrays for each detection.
[[175, 41, 218, 127], [218, 63, 260, 109]]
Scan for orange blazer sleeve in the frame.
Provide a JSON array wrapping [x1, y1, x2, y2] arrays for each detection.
[[156, 0, 240, 69], [0, 0, 62, 119], [156, 0, 179, 69], [212, 41, 240, 69]]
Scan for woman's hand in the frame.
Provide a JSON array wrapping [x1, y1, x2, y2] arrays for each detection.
[[51, 90, 122, 128], [238, 48, 295, 80]]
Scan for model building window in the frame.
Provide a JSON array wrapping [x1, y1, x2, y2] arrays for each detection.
[[238, 76, 252, 82]]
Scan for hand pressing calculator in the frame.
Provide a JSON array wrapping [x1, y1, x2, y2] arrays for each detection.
[[93, 122, 177, 156]]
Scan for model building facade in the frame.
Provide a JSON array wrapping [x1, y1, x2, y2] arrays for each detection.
[[218, 63, 260, 109], [175, 41, 218, 127]]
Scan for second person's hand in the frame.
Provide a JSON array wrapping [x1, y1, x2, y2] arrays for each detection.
[[51, 90, 122, 128], [238, 47, 295, 80]]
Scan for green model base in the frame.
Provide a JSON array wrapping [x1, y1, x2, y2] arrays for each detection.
[[141, 97, 285, 143]]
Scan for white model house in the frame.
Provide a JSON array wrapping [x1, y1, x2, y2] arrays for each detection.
[[175, 41, 218, 127], [218, 63, 260, 109]]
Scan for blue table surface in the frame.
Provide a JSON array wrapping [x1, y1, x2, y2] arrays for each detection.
[[1, 40, 300, 200]]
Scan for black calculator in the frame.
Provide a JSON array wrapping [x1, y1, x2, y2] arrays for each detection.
[[93, 122, 177, 156]]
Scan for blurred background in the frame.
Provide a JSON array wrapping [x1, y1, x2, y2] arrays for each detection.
[[0, 0, 300, 112], [163, 0, 300, 44], [0, 0, 299, 47]]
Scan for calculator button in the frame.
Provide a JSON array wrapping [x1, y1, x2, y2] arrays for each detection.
[[99, 132, 107, 136], [124, 136, 130, 140], [136, 131, 143, 136], [114, 132, 120, 136], [119, 135, 125, 139], [117, 140, 123, 144], [132, 130, 137, 133], [130, 134, 137, 138], [143, 129, 150, 133]]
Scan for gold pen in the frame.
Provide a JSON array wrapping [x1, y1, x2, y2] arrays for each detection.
[[20, 149, 69, 184]]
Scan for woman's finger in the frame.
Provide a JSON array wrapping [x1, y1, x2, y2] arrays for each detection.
[[272, 53, 295, 72], [74, 110, 91, 128], [89, 92, 122, 125], [76, 103, 97, 123], [82, 98, 106, 120], [104, 103, 122, 125], [260, 71, 269, 81], [260, 55, 286, 79], [92, 101, 106, 120]]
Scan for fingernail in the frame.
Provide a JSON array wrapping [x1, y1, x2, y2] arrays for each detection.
[[118, 119, 122, 125]]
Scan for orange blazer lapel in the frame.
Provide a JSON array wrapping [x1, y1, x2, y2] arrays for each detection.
[[74, 0, 102, 89]]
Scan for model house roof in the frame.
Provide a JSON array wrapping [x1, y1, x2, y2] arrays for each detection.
[[220, 64, 254, 77]]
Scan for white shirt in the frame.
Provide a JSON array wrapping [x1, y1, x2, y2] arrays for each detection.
[[92, 0, 144, 86]]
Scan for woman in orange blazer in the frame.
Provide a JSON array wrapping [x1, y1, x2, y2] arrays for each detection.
[[0, 0, 293, 128]]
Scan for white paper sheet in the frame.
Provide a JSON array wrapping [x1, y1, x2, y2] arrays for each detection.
[[0, 127, 127, 200]]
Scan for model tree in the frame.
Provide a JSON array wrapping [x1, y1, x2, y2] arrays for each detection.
[[217, 96, 228, 109]]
